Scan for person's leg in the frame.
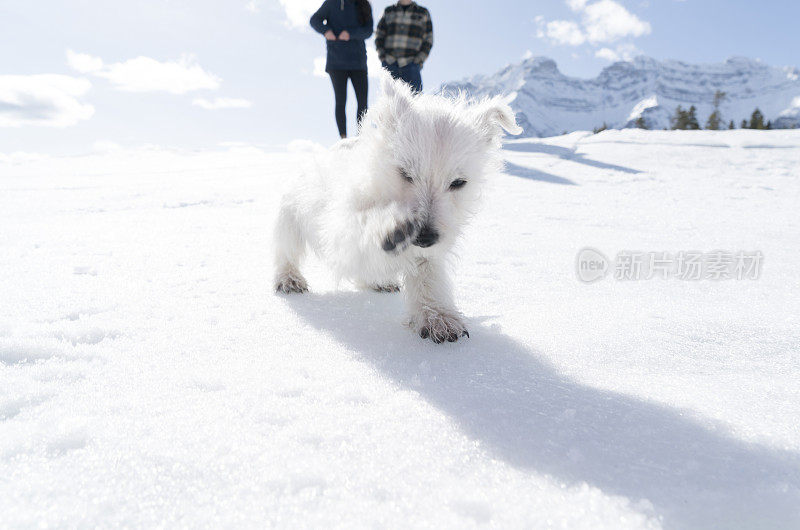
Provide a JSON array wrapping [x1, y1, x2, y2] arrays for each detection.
[[399, 63, 423, 93], [382, 61, 402, 81], [328, 70, 348, 138], [350, 70, 369, 129]]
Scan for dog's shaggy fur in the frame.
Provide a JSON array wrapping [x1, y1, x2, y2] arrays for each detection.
[[274, 73, 521, 343]]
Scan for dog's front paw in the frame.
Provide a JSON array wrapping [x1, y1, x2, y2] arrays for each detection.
[[382, 220, 418, 254], [371, 283, 401, 293], [274, 271, 309, 294], [413, 311, 469, 344]]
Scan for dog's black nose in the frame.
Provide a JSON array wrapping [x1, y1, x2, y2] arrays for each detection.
[[413, 226, 439, 248]]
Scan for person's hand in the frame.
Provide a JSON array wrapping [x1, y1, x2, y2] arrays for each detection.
[[324, 30, 336, 41], [338, 30, 350, 41]]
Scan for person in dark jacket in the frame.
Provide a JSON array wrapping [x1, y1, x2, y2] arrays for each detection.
[[375, 0, 433, 92], [310, 0, 373, 139]]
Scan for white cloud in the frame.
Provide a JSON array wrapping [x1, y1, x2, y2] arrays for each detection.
[[313, 56, 327, 78], [595, 43, 641, 62], [100, 55, 220, 94], [277, 0, 320, 29], [68, 51, 221, 94], [537, 0, 651, 50], [595, 47, 620, 61], [192, 97, 253, 110], [245, 0, 259, 13], [545, 20, 587, 46], [582, 0, 651, 44], [615, 42, 641, 60], [567, 0, 588, 11], [0, 74, 94, 127], [66, 49, 104, 73]]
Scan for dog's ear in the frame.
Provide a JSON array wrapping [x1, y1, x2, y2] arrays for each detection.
[[473, 96, 523, 144], [378, 69, 413, 124]]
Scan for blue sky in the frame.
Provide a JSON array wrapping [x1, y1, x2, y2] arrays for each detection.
[[1, 0, 798, 154]]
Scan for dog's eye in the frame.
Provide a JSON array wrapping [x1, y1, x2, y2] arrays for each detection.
[[449, 178, 467, 190], [400, 169, 413, 183]]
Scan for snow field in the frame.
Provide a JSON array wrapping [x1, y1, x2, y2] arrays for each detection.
[[1, 131, 799, 528]]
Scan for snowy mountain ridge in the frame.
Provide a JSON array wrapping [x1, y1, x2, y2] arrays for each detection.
[[441, 55, 800, 136]]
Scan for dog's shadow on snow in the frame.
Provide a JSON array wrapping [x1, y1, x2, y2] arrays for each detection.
[[287, 292, 800, 528]]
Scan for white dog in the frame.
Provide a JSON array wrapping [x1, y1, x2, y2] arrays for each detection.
[[274, 73, 521, 343]]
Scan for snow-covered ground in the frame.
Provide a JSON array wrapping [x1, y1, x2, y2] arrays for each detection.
[[1, 130, 799, 529]]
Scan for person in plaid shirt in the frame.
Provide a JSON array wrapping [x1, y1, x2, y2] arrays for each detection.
[[375, 0, 433, 92]]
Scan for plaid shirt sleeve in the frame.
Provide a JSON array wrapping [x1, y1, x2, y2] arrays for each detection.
[[414, 10, 433, 65], [375, 14, 388, 62]]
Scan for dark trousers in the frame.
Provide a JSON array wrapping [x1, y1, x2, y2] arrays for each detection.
[[383, 61, 422, 93], [328, 69, 368, 138]]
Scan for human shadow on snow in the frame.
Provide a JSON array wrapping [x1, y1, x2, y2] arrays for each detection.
[[287, 291, 800, 529], [504, 161, 578, 186], [504, 142, 643, 175]]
